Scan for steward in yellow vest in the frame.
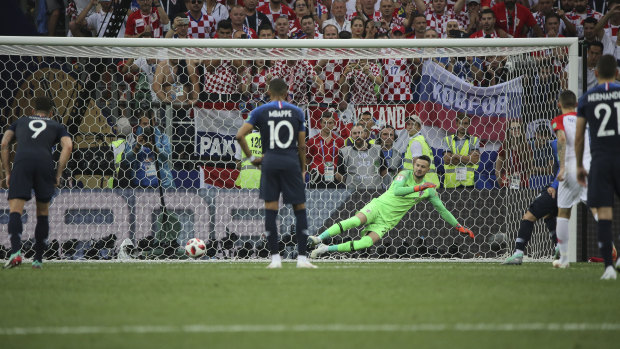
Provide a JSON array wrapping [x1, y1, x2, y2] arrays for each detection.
[[108, 138, 127, 188], [442, 114, 480, 188], [403, 115, 439, 186], [235, 131, 262, 189]]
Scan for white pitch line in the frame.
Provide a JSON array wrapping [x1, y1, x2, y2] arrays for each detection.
[[1, 323, 619, 335]]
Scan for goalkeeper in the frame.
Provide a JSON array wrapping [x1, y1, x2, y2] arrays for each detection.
[[308, 155, 474, 258]]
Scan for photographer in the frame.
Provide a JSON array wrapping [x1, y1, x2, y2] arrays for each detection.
[[124, 110, 175, 189]]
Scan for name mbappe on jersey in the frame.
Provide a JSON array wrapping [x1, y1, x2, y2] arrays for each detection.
[[247, 101, 305, 155], [577, 82, 620, 155]]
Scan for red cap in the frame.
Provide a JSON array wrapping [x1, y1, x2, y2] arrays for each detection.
[[391, 25, 405, 34]]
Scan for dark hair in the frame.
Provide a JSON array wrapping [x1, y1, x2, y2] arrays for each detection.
[[597, 54, 618, 79], [416, 155, 432, 165], [33, 96, 54, 113], [218, 19, 232, 31], [588, 40, 604, 52], [301, 14, 314, 23], [339, 31, 352, 39], [558, 90, 577, 108], [456, 112, 470, 121], [583, 16, 598, 26], [321, 111, 335, 120], [480, 8, 495, 18], [268, 78, 289, 97], [351, 16, 364, 28], [257, 24, 274, 37], [545, 13, 561, 25]]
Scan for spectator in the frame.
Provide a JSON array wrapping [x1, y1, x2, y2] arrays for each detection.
[[108, 117, 132, 188], [350, 16, 365, 38], [268, 57, 324, 106], [393, 116, 416, 154], [593, 0, 620, 44], [545, 12, 564, 37], [152, 57, 196, 104], [442, 113, 480, 189], [322, 0, 351, 33], [46, 0, 64, 36], [241, 59, 271, 104], [470, 8, 507, 37], [414, 0, 465, 37], [307, 0, 328, 28], [403, 114, 440, 186], [375, 0, 405, 34], [165, 13, 190, 38], [70, 0, 126, 37], [188, 21, 244, 98], [323, 24, 339, 38], [125, 0, 169, 38], [479, 55, 509, 86], [376, 125, 403, 186], [577, 41, 603, 96], [582, 17, 615, 55], [530, 125, 555, 176], [274, 15, 291, 38], [314, 26, 345, 107], [406, 13, 428, 38], [495, 120, 531, 189], [400, 0, 418, 28], [566, 0, 602, 38], [257, 0, 296, 28], [296, 14, 322, 38], [244, 0, 272, 34], [363, 18, 379, 38], [229, 4, 257, 38], [184, 0, 216, 38], [532, 0, 576, 36], [339, 59, 382, 113], [424, 27, 440, 37], [202, 0, 229, 25], [391, 25, 406, 38], [124, 109, 175, 189], [351, 0, 381, 23], [380, 54, 413, 101], [307, 112, 346, 188], [459, 0, 482, 35], [234, 128, 262, 189], [339, 30, 353, 38], [336, 124, 387, 190], [117, 57, 158, 103], [257, 23, 276, 38], [491, 0, 543, 37], [289, 0, 319, 37]]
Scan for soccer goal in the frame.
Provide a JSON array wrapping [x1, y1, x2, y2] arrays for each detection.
[[0, 36, 578, 262]]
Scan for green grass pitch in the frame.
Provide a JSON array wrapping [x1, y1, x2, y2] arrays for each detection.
[[1, 261, 619, 349]]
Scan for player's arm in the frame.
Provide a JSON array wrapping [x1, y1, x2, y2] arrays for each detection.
[[1, 129, 15, 187], [555, 129, 566, 181], [391, 171, 435, 196], [297, 130, 307, 176], [428, 189, 475, 238], [56, 136, 73, 186], [575, 116, 588, 186], [235, 123, 255, 159]]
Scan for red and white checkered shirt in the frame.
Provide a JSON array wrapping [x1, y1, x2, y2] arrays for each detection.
[[470, 29, 499, 38], [257, 3, 296, 28], [125, 8, 164, 38], [316, 59, 347, 104], [566, 10, 602, 38], [381, 58, 412, 102], [269, 60, 317, 105], [424, 7, 456, 37], [186, 11, 217, 38], [345, 61, 381, 105], [243, 66, 269, 101], [372, 12, 405, 34], [347, 10, 381, 21], [604, 23, 620, 43], [203, 61, 239, 94]]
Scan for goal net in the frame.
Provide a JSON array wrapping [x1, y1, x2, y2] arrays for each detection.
[[0, 37, 578, 262]]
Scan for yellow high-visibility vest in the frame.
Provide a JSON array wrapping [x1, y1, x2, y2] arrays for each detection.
[[443, 135, 479, 188], [107, 139, 126, 188], [403, 134, 439, 186], [235, 132, 262, 189]]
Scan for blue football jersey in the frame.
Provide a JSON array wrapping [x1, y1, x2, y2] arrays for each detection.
[[247, 101, 306, 156], [577, 82, 620, 156]]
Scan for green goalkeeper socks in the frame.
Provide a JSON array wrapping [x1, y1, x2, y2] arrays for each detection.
[[319, 216, 363, 240], [329, 235, 374, 252]]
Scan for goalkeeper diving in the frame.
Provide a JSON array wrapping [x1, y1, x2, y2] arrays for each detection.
[[309, 155, 475, 258]]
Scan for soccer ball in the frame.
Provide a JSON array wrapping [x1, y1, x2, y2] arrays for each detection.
[[185, 238, 206, 259]]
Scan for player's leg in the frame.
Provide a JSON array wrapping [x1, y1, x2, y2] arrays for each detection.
[[32, 200, 51, 269], [4, 199, 26, 269], [311, 231, 381, 258], [292, 202, 317, 268], [543, 215, 559, 259], [264, 201, 282, 268], [554, 207, 571, 268], [587, 158, 616, 279], [309, 211, 368, 247], [598, 207, 616, 279]]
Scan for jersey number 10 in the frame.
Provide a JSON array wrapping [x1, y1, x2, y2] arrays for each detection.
[[267, 120, 294, 149]]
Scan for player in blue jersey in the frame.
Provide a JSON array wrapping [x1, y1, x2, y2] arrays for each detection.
[[576, 54, 620, 280], [236, 79, 317, 269], [1, 96, 73, 269]]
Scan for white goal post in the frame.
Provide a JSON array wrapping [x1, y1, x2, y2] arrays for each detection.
[[0, 36, 579, 262]]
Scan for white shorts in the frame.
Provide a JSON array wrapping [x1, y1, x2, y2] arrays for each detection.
[[558, 167, 587, 209]]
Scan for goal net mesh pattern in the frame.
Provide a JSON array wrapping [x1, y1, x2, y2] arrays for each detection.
[[0, 39, 573, 261]]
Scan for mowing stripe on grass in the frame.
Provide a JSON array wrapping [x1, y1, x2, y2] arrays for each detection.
[[1, 323, 619, 335]]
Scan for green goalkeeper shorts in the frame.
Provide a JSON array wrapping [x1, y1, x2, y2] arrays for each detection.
[[358, 199, 391, 238]]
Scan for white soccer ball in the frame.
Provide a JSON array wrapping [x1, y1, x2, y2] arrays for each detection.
[[185, 238, 206, 259]]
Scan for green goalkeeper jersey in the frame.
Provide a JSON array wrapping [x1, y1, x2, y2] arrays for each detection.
[[372, 170, 459, 228]]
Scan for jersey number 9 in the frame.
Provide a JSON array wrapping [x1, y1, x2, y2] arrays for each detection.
[[29, 120, 47, 139]]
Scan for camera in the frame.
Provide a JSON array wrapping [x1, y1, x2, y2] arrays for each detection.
[[448, 30, 468, 39], [178, 18, 190, 26]]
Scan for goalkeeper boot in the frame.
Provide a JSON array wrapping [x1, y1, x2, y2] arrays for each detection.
[[32, 261, 43, 270], [601, 265, 617, 280], [502, 252, 523, 265], [307, 235, 322, 248], [3, 251, 22, 269], [310, 244, 329, 259]]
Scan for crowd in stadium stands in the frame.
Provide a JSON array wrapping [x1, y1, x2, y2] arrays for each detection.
[[17, 0, 620, 190]]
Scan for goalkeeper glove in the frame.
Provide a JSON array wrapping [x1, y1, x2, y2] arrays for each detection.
[[456, 224, 474, 239], [413, 182, 436, 192]]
